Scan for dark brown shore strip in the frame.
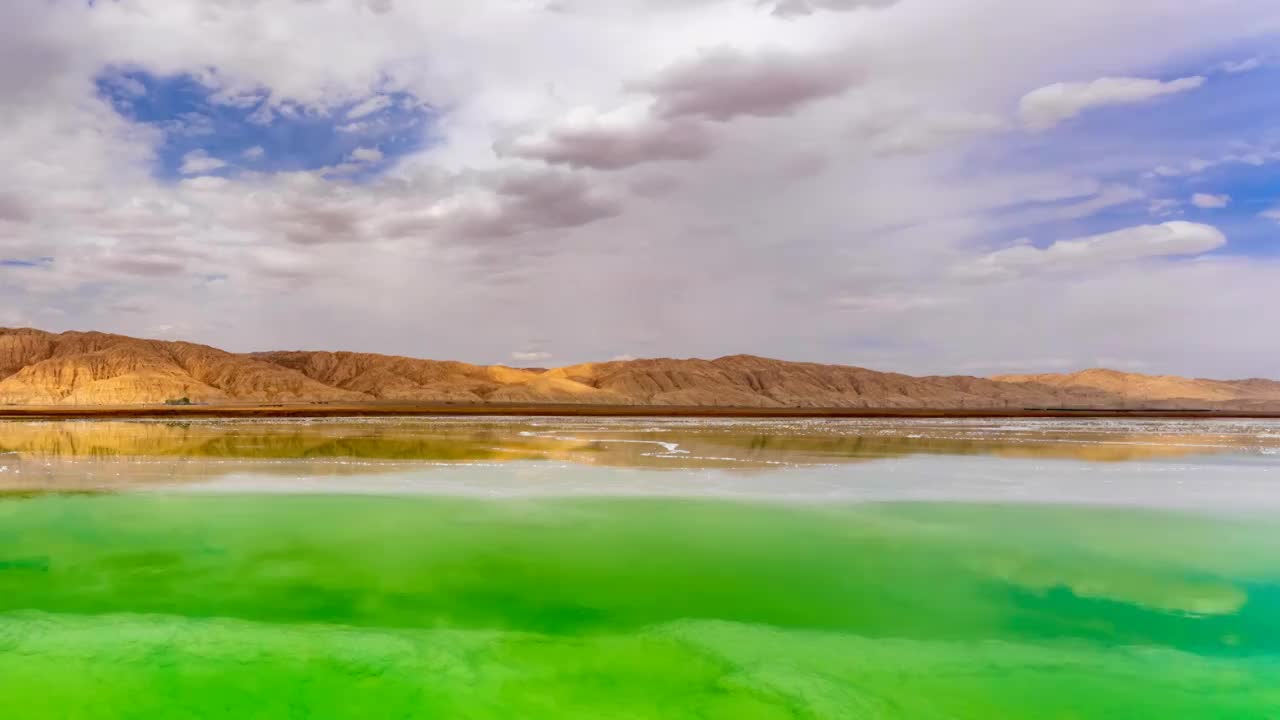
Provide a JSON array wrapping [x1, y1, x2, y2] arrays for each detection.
[[2, 403, 1279, 420]]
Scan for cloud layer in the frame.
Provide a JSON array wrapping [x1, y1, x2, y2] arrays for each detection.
[[1019, 76, 1205, 130], [2, 0, 1279, 377], [962, 222, 1226, 279]]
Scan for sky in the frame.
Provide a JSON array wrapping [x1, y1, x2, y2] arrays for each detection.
[[2, 0, 1279, 377]]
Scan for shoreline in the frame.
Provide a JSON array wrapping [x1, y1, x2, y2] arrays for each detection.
[[2, 402, 1279, 420]]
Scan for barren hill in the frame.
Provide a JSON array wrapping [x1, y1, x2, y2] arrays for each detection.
[[1, 328, 1277, 410], [0, 328, 363, 405], [996, 368, 1280, 407]]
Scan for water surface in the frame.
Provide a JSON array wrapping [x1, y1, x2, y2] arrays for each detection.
[[2, 418, 1278, 718]]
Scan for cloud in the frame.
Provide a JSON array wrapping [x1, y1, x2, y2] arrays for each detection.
[[178, 150, 227, 175], [0, 193, 32, 223], [450, 172, 622, 241], [835, 294, 947, 313], [1191, 193, 1230, 209], [1217, 57, 1262, 74], [1262, 208, 1280, 223], [995, 185, 1145, 228], [382, 170, 623, 244], [1019, 76, 1205, 130], [1050, 185, 1145, 218], [511, 350, 552, 362], [1148, 198, 1182, 217], [502, 107, 714, 170], [767, 0, 898, 17], [104, 74, 147, 98], [350, 146, 385, 163], [346, 94, 394, 120], [961, 222, 1226, 279], [242, 145, 265, 160], [246, 103, 275, 126], [1149, 145, 1280, 180], [644, 48, 860, 121], [863, 110, 1006, 156]]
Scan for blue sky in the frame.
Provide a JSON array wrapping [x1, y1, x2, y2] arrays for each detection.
[[0, 257, 54, 269], [95, 68, 433, 180], [970, 56, 1280, 259]]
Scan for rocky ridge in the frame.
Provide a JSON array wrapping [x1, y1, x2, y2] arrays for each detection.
[[2, 328, 1277, 409]]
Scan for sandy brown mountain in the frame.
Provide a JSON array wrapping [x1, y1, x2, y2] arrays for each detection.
[[996, 368, 1280, 408], [1, 328, 1277, 409], [0, 329, 362, 405]]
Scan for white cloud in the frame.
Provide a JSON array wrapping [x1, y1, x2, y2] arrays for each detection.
[[1019, 76, 1206, 131], [105, 74, 147, 98], [998, 185, 1144, 227], [246, 103, 274, 125], [853, 108, 1007, 156], [242, 146, 265, 160], [1261, 208, 1280, 223], [512, 351, 552, 362], [346, 94, 394, 120], [1217, 57, 1262, 74], [178, 150, 227, 175], [961, 222, 1226, 279], [1148, 146, 1280, 179], [350, 147, 385, 163], [1191, 193, 1230, 209]]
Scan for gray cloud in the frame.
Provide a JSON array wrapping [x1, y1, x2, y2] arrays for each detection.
[[767, 0, 898, 17], [645, 48, 860, 122], [101, 256, 188, 277], [281, 207, 364, 245], [0, 4, 74, 111], [502, 116, 714, 170], [454, 172, 623, 240], [0, 193, 32, 224], [377, 169, 623, 245]]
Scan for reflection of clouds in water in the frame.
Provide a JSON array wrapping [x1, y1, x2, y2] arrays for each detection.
[[8, 455, 1280, 516], [7, 604, 1274, 718], [976, 555, 1248, 616]]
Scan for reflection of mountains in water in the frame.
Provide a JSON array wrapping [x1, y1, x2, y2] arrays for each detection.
[[0, 419, 1266, 472]]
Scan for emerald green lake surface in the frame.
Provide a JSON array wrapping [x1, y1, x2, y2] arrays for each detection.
[[2, 418, 1279, 718]]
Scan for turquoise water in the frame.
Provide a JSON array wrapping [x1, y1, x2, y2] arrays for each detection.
[[1, 418, 1278, 718]]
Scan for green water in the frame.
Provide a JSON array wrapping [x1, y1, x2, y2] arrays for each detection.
[[2, 418, 1280, 718], [2, 494, 1279, 718]]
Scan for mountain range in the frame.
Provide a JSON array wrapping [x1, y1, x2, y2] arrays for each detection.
[[2, 328, 1278, 410]]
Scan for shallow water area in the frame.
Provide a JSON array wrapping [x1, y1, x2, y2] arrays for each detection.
[[2, 417, 1279, 718]]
